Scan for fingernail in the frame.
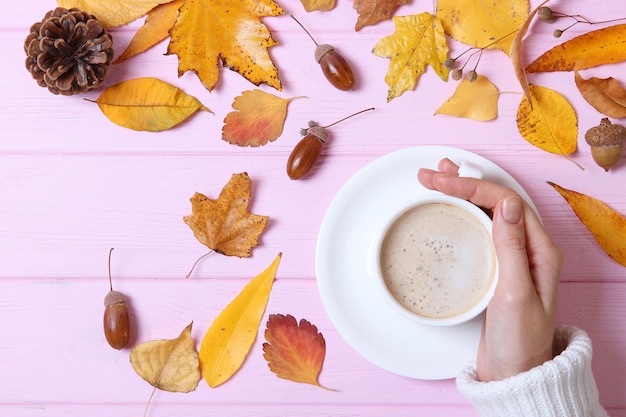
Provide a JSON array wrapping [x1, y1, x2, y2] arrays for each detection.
[[502, 195, 522, 224]]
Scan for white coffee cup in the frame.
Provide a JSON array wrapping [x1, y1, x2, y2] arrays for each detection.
[[370, 161, 498, 326]]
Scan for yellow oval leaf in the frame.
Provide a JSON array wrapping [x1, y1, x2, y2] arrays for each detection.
[[436, 0, 529, 54], [527, 24, 626, 72], [94, 77, 212, 132], [114, 0, 184, 64], [222, 90, 303, 147], [300, 0, 335, 12], [57, 0, 172, 28], [199, 253, 282, 388], [516, 84, 578, 157], [435, 75, 499, 121], [575, 72, 626, 119], [549, 182, 626, 267], [129, 323, 201, 393]]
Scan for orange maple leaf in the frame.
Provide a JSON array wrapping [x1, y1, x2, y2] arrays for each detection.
[[183, 173, 268, 258], [222, 90, 303, 147], [263, 314, 334, 390]]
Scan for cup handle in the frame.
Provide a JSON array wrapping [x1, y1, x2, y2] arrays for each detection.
[[457, 160, 484, 180]]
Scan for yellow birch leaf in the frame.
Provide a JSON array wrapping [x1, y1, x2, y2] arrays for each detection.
[[166, 0, 283, 92], [372, 13, 449, 102], [94, 77, 212, 132], [574, 72, 626, 119], [57, 0, 173, 28], [300, 0, 335, 12], [435, 75, 499, 121], [222, 90, 303, 147], [516, 84, 577, 157], [549, 182, 626, 267], [527, 24, 626, 73], [114, 0, 184, 64], [199, 253, 282, 388], [436, 0, 529, 55], [129, 323, 201, 393]]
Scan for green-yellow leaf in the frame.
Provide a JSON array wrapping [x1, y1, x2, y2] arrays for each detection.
[[435, 75, 499, 121], [436, 0, 529, 54], [372, 13, 449, 102], [57, 0, 173, 28], [199, 253, 282, 388], [516, 84, 578, 157], [94, 77, 212, 132], [527, 24, 626, 73], [549, 182, 626, 267]]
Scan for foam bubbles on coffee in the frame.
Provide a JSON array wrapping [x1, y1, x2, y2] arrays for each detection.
[[380, 202, 496, 319]]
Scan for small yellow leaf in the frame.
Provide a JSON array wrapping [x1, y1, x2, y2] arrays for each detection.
[[94, 77, 212, 132], [516, 84, 578, 157], [575, 72, 626, 119], [300, 0, 335, 12], [129, 323, 201, 393], [435, 75, 499, 121], [222, 90, 302, 147], [549, 182, 626, 267], [199, 253, 282, 388], [527, 24, 626, 73], [57, 0, 173, 28], [114, 0, 184, 64], [372, 13, 449, 102], [436, 0, 529, 54]]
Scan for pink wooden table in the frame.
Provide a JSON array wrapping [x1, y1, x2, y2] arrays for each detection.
[[1, 0, 625, 415]]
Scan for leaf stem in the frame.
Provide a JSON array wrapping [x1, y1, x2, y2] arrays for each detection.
[[185, 250, 214, 279]]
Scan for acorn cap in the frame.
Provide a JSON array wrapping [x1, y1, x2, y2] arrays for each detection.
[[307, 125, 328, 143], [585, 118, 626, 146], [314, 44, 334, 63], [104, 290, 125, 307]]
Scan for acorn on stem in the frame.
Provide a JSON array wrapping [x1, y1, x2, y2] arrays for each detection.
[[103, 248, 130, 349], [585, 118, 626, 172]]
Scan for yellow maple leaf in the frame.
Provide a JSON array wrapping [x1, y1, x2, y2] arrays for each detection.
[[114, 0, 184, 64], [166, 0, 283, 92], [435, 75, 499, 121], [199, 254, 282, 388], [183, 173, 269, 258], [57, 0, 173, 28], [93, 77, 212, 132], [222, 90, 303, 147], [549, 183, 626, 267], [516, 84, 578, 158], [436, 0, 529, 55], [372, 13, 449, 102], [527, 24, 626, 73]]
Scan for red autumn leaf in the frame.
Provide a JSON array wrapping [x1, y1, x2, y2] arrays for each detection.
[[262, 314, 333, 390]]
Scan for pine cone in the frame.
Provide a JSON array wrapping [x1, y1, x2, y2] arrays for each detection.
[[24, 7, 113, 96]]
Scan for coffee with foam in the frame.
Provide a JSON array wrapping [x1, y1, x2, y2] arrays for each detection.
[[380, 202, 496, 319]]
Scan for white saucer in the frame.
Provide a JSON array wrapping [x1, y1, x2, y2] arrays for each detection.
[[315, 146, 537, 380]]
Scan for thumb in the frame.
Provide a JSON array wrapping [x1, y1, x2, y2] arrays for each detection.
[[492, 195, 533, 296]]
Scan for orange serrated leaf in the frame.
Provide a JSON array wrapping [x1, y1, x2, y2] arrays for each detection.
[[527, 24, 626, 72], [114, 0, 184, 64], [353, 0, 410, 31], [516, 84, 578, 159], [575, 72, 626, 119], [372, 13, 449, 102], [94, 77, 212, 132], [183, 172, 268, 258], [222, 90, 303, 147], [263, 314, 334, 390], [549, 182, 626, 267], [166, 0, 283, 91], [57, 0, 173, 28], [199, 254, 282, 387]]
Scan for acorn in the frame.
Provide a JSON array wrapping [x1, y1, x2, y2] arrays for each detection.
[[585, 118, 626, 172]]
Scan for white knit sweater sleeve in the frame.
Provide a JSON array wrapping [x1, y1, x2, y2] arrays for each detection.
[[456, 325, 608, 417]]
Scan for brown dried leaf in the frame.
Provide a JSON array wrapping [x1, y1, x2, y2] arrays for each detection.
[[575, 72, 626, 119], [353, 0, 410, 31], [183, 173, 268, 258]]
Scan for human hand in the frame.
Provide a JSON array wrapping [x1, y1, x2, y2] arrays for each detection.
[[417, 158, 563, 382]]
